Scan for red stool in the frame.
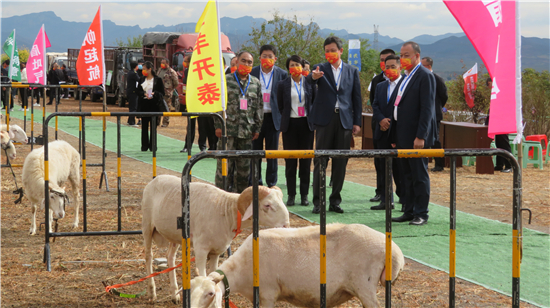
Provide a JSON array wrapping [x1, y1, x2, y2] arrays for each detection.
[[526, 135, 548, 159]]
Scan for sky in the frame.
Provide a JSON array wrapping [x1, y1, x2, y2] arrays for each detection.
[[1, 0, 549, 40]]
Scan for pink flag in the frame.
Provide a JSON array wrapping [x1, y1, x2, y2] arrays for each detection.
[[27, 25, 50, 85], [76, 6, 105, 86], [445, 0, 519, 138], [463, 63, 478, 108]]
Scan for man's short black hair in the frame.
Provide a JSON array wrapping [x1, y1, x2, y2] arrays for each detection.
[[161, 58, 170, 65], [422, 57, 433, 67], [259, 44, 277, 57], [285, 55, 303, 70], [402, 41, 421, 54], [237, 51, 253, 60], [303, 59, 310, 67], [384, 54, 401, 64], [486, 77, 493, 86], [2, 59, 10, 66], [130, 61, 138, 70], [323, 36, 343, 50], [138, 58, 144, 64], [380, 49, 395, 56]]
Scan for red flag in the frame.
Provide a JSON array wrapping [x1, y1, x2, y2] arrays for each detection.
[[463, 63, 478, 108], [76, 6, 104, 86]]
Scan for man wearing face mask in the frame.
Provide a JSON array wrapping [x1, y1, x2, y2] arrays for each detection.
[[137, 59, 144, 78], [391, 41, 437, 226], [370, 54, 404, 211], [307, 36, 362, 214], [214, 51, 263, 193], [249, 44, 288, 188], [157, 58, 179, 127]]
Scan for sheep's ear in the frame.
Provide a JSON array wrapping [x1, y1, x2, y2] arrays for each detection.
[[241, 203, 253, 221], [211, 273, 224, 284], [8, 130, 14, 139], [270, 186, 283, 199]]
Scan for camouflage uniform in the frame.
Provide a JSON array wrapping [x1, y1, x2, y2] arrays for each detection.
[[215, 73, 263, 193], [157, 67, 179, 126]]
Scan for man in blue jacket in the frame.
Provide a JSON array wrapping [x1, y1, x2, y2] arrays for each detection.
[[307, 36, 362, 214]]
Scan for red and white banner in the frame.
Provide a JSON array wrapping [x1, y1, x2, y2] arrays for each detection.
[[76, 6, 105, 86], [445, 0, 521, 139], [27, 25, 51, 85], [463, 63, 478, 108]]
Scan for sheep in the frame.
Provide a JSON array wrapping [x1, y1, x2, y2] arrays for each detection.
[[22, 140, 81, 235], [141, 174, 290, 303], [1, 131, 16, 161], [1, 124, 28, 144], [191, 275, 224, 308], [191, 223, 405, 308]]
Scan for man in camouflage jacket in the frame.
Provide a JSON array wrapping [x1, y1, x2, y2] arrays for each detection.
[[214, 51, 263, 193], [157, 58, 179, 127]]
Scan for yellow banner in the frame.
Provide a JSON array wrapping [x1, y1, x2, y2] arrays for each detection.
[[187, 0, 227, 114]]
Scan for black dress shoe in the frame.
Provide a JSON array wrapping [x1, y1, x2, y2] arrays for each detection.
[[409, 217, 428, 225], [286, 195, 295, 206], [392, 215, 414, 223], [494, 166, 503, 171], [312, 205, 320, 214], [328, 204, 344, 213], [300, 195, 309, 206], [369, 194, 381, 202], [431, 166, 444, 172], [397, 198, 403, 204], [501, 168, 512, 173], [370, 202, 394, 210]]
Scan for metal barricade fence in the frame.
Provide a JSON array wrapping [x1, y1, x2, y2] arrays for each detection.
[[179, 148, 524, 308], [41, 111, 226, 272]]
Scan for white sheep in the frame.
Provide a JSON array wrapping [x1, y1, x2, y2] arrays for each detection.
[[192, 223, 405, 308], [141, 174, 290, 303], [1, 137, 17, 161], [22, 140, 81, 235], [1, 124, 28, 144], [191, 275, 224, 308]]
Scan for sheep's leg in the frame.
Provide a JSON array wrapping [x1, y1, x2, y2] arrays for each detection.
[[354, 283, 380, 308], [194, 247, 209, 277], [143, 228, 157, 301], [29, 203, 37, 235], [69, 169, 80, 229], [167, 242, 180, 303], [206, 253, 220, 275]]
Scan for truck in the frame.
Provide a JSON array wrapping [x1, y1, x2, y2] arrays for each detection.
[[142, 32, 235, 110], [67, 47, 143, 104]]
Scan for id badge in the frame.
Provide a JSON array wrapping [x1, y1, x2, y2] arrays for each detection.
[[394, 95, 402, 106], [297, 106, 305, 117], [240, 98, 248, 110], [263, 92, 270, 103]]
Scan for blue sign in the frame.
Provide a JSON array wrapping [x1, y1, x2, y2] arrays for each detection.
[[348, 39, 361, 71]]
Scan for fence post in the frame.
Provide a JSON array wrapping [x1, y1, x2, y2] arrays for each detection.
[[449, 156, 457, 307]]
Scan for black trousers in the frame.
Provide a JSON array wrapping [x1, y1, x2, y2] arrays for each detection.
[[184, 117, 196, 150], [400, 157, 430, 220], [282, 117, 314, 197], [198, 116, 218, 150], [48, 87, 60, 104], [433, 120, 444, 168], [141, 117, 157, 151], [374, 136, 403, 203], [250, 113, 280, 187], [127, 93, 138, 125], [19, 88, 29, 108], [494, 134, 512, 169], [313, 112, 352, 206]]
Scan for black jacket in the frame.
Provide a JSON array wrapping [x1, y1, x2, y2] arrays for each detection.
[[277, 76, 315, 133], [433, 72, 448, 122], [372, 77, 404, 143], [136, 76, 164, 113], [369, 72, 386, 131], [48, 69, 59, 85], [126, 70, 140, 97]]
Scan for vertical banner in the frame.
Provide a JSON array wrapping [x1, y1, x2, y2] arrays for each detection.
[[2, 30, 21, 82], [463, 63, 478, 108], [27, 25, 51, 85], [76, 6, 105, 86], [186, 0, 227, 113], [348, 39, 361, 71], [444, 0, 521, 139]]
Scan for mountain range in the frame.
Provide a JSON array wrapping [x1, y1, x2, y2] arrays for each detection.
[[2, 11, 548, 80]]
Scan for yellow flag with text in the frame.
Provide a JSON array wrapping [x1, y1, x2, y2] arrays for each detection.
[[187, 0, 227, 113]]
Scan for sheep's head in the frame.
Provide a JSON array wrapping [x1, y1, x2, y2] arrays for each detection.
[[190, 273, 224, 308], [8, 125, 28, 144], [0, 131, 9, 146], [237, 186, 290, 229], [46, 186, 69, 220], [3, 140, 16, 161]]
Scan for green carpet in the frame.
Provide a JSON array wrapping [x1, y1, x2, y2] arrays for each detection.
[[8, 109, 550, 307]]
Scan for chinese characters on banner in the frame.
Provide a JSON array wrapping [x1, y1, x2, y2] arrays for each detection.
[[463, 63, 478, 108], [348, 39, 361, 71], [444, 0, 520, 138], [76, 6, 105, 86], [2, 30, 21, 82], [27, 25, 51, 85], [186, 0, 227, 113]]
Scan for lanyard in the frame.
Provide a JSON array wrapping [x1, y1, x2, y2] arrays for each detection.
[[387, 82, 392, 103], [334, 63, 342, 89], [293, 77, 303, 104], [234, 72, 251, 97], [261, 70, 273, 91], [398, 63, 420, 96]]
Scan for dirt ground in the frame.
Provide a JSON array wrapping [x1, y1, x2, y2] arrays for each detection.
[[1, 98, 548, 307]]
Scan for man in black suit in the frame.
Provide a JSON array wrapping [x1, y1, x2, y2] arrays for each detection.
[[369, 48, 396, 203], [391, 41, 437, 226], [307, 36, 362, 214], [126, 61, 140, 126], [249, 45, 288, 187], [421, 57, 448, 172], [370, 55, 404, 210]]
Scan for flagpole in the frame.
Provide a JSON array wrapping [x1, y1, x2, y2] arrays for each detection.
[[9, 30, 15, 81], [215, 0, 228, 190]]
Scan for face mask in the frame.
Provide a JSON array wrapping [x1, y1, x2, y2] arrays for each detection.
[[380, 61, 386, 71], [138, 64, 143, 70], [325, 52, 339, 64], [289, 67, 303, 77], [260, 58, 275, 69], [302, 70, 310, 77], [183, 62, 189, 69], [400, 57, 414, 71], [161, 64, 166, 69], [237, 64, 252, 76], [230, 66, 237, 74], [385, 69, 400, 81], [142, 70, 148, 77]]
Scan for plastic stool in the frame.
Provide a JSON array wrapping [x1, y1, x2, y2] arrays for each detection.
[[522, 140, 543, 169], [526, 135, 547, 159]]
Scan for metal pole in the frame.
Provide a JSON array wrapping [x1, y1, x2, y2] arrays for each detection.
[[319, 157, 327, 308], [449, 157, 457, 308], [186, 116, 192, 176], [117, 116, 122, 232], [511, 153, 522, 308], [252, 158, 260, 308], [30, 88, 34, 151], [152, 116, 157, 178], [82, 116, 87, 232], [181, 153, 192, 308], [43, 112, 51, 271], [55, 88, 59, 140], [79, 88, 82, 155], [384, 156, 393, 308]]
